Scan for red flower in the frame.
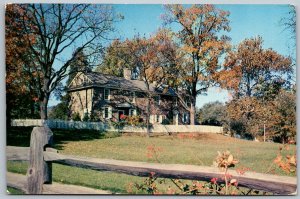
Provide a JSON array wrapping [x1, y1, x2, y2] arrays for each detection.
[[120, 114, 127, 120], [150, 171, 156, 177], [210, 177, 218, 184]]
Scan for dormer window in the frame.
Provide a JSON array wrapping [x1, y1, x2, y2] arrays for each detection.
[[104, 88, 110, 100], [130, 92, 136, 103]]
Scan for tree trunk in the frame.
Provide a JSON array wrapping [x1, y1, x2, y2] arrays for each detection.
[[40, 94, 49, 120], [190, 101, 196, 125]]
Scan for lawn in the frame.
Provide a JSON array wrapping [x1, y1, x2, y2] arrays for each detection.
[[7, 127, 296, 194]]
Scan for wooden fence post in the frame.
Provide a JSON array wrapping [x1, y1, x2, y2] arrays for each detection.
[[26, 124, 53, 194]]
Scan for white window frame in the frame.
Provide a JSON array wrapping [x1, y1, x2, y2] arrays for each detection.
[[129, 109, 137, 116], [182, 113, 186, 123], [104, 88, 110, 100], [103, 107, 112, 119]]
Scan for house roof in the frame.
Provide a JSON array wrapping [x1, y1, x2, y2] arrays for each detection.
[[68, 71, 176, 96]]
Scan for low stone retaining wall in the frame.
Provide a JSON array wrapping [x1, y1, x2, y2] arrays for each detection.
[[11, 119, 223, 134]]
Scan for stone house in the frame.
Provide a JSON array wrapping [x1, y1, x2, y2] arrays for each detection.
[[67, 69, 190, 125]]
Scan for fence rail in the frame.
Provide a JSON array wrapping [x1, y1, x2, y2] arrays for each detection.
[[11, 119, 223, 134], [6, 125, 297, 195]]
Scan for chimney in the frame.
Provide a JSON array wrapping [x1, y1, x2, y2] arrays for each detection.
[[123, 68, 132, 80]]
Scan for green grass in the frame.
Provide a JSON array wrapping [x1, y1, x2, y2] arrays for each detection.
[[6, 127, 296, 194], [56, 134, 296, 175], [7, 187, 24, 195]]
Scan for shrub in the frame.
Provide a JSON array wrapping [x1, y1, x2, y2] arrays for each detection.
[[161, 118, 170, 125], [72, 112, 81, 121], [82, 113, 89, 122], [127, 116, 140, 126]]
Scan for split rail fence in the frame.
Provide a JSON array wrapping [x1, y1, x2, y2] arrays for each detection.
[[6, 125, 297, 195]]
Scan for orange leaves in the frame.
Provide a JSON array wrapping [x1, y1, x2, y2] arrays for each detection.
[[274, 146, 297, 174], [182, 46, 198, 53]]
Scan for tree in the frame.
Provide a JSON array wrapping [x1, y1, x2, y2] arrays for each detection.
[[226, 97, 262, 139], [217, 36, 292, 98], [95, 29, 177, 135], [268, 89, 296, 143], [215, 36, 293, 141], [125, 33, 169, 136], [6, 4, 40, 124], [50, 49, 91, 120], [13, 4, 121, 119], [197, 101, 227, 126], [96, 39, 137, 77], [280, 5, 296, 43], [163, 4, 231, 124]]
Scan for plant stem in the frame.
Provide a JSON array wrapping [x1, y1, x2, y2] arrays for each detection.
[[224, 167, 228, 195]]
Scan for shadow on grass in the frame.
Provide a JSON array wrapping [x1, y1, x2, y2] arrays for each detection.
[[7, 127, 120, 150], [6, 127, 33, 147]]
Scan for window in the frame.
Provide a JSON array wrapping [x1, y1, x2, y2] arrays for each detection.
[[182, 113, 189, 123], [104, 88, 110, 100], [129, 109, 136, 116], [156, 114, 160, 123], [103, 107, 112, 119], [154, 96, 160, 105], [104, 107, 109, 118]]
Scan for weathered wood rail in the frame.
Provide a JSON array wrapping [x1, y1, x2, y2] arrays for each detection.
[[7, 172, 111, 194], [6, 125, 297, 195]]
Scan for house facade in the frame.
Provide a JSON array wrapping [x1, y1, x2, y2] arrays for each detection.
[[67, 69, 190, 125]]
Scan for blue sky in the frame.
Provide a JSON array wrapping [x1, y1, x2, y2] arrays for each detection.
[[48, 4, 295, 108]]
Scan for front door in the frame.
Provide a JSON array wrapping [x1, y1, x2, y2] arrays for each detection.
[[118, 110, 125, 121]]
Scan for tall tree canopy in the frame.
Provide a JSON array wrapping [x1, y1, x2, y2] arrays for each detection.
[[96, 39, 137, 77], [6, 4, 40, 123], [216, 36, 294, 142], [162, 4, 231, 124], [217, 36, 292, 98], [50, 50, 91, 120], [197, 101, 227, 126], [9, 4, 121, 119]]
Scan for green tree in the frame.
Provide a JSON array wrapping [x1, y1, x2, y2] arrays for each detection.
[[96, 39, 137, 77], [197, 101, 227, 126]]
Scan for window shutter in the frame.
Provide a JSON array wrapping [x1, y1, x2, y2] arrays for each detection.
[[102, 108, 105, 119], [150, 115, 153, 123], [159, 115, 163, 123], [133, 109, 137, 116]]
